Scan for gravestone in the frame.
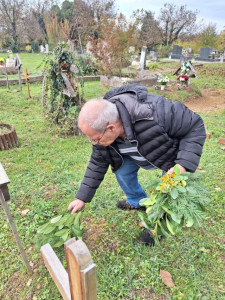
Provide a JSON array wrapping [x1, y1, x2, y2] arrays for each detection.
[[40, 45, 45, 53], [139, 46, 147, 70], [45, 44, 49, 53], [149, 50, 158, 62], [195, 47, 220, 62], [170, 45, 183, 60], [6, 55, 16, 68]]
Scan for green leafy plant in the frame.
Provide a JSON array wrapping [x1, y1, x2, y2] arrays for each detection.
[[139, 165, 210, 241], [36, 210, 83, 248]]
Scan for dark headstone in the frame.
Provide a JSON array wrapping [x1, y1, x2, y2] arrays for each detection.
[[195, 47, 220, 62], [170, 45, 183, 60]]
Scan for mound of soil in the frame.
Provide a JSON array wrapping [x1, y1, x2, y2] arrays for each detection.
[[184, 88, 225, 113]]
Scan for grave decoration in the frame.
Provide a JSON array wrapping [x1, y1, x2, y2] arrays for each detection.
[[177, 61, 192, 89], [157, 75, 169, 90], [0, 57, 4, 65], [138, 165, 210, 245], [36, 210, 84, 248], [41, 42, 85, 135]]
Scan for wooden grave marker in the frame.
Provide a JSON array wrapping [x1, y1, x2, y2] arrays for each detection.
[[41, 237, 97, 300], [0, 163, 32, 274]]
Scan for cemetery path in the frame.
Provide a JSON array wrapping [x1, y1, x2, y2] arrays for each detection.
[[184, 88, 225, 113]]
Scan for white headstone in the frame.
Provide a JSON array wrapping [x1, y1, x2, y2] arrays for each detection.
[[6, 55, 16, 68], [140, 46, 147, 70], [45, 44, 49, 53], [40, 45, 45, 53]]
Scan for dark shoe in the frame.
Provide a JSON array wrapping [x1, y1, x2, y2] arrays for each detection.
[[117, 200, 145, 210], [139, 231, 155, 246]]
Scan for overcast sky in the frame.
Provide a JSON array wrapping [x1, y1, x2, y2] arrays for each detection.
[[115, 0, 225, 33]]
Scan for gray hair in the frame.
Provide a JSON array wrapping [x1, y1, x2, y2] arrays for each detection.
[[78, 99, 119, 132]]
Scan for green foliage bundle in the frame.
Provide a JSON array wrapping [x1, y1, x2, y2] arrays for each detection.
[[139, 165, 210, 241], [42, 42, 85, 134], [36, 211, 83, 248]]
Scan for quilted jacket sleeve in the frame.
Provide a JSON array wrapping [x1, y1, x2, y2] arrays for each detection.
[[155, 96, 206, 172], [75, 146, 109, 202]]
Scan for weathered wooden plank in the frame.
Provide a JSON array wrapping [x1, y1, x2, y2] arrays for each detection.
[[64, 239, 83, 300], [41, 243, 71, 300], [81, 263, 97, 300], [1, 135, 8, 149], [64, 239, 97, 300], [0, 136, 4, 150], [5, 133, 12, 148], [0, 189, 32, 273], [0, 163, 10, 186]]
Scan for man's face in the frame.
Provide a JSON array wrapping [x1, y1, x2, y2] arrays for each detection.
[[80, 122, 120, 147]]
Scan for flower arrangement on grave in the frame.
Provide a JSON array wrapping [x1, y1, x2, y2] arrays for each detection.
[[177, 61, 192, 88], [157, 76, 169, 90], [158, 75, 169, 86], [36, 210, 84, 248], [138, 165, 210, 243], [0, 58, 4, 65]]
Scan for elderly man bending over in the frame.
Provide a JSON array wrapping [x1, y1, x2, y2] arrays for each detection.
[[68, 84, 206, 244]]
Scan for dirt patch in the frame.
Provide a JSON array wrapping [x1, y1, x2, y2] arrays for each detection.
[[125, 287, 167, 300], [83, 216, 121, 252], [184, 88, 225, 113]]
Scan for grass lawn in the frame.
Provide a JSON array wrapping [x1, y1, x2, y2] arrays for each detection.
[[0, 67, 225, 299]]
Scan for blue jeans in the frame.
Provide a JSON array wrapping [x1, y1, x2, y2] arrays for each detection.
[[115, 156, 148, 208]]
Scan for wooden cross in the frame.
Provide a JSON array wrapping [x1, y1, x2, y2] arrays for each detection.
[[41, 238, 97, 300], [24, 68, 31, 98], [0, 163, 32, 274]]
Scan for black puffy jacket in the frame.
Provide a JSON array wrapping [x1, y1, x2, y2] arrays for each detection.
[[76, 84, 206, 203]]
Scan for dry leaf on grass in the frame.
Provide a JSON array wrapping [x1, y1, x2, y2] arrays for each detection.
[[21, 209, 30, 216], [160, 269, 174, 288], [138, 222, 144, 227]]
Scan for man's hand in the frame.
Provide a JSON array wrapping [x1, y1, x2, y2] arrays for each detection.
[[68, 199, 85, 214], [167, 164, 186, 174]]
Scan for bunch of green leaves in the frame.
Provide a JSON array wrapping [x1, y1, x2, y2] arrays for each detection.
[[41, 42, 85, 135], [139, 165, 210, 241], [36, 210, 83, 248]]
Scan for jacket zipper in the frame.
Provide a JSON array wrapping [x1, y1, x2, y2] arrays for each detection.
[[110, 139, 161, 171], [129, 139, 160, 170]]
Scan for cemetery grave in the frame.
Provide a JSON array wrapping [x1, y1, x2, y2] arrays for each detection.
[[0, 53, 225, 299]]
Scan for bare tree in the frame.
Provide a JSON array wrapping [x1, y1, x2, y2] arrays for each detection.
[[0, 0, 26, 51], [158, 3, 199, 46]]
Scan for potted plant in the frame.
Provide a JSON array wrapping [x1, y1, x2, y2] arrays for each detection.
[[157, 76, 169, 90], [138, 165, 210, 245]]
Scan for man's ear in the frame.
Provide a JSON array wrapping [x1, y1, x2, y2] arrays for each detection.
[[107, 123, 116, 132]]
